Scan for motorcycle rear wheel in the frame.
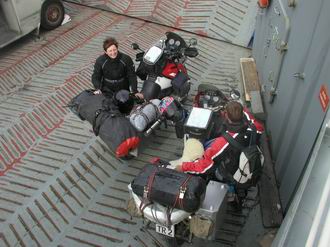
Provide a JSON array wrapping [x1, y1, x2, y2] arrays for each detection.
[[162, 221, 188, 246], [163, 236, 184, 247]]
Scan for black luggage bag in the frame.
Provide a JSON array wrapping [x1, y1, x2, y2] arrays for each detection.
[[68, 89, 140, 157], [95, 111, 140, 157], [131, 164, 207, 212], [68, 89, 115, 123]]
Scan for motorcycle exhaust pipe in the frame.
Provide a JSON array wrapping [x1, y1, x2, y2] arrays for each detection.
[[145, 118, 162, 136]]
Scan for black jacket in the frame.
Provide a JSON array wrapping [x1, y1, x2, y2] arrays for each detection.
[[92, 52, 138, 96]]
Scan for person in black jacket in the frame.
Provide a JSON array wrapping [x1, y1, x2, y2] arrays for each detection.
[[92, 37, 143, 98]]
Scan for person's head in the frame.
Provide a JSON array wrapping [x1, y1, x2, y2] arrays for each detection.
[[114, 90, 134, 114], [103, 37, 118, 59], [225, 101, 244, 123]]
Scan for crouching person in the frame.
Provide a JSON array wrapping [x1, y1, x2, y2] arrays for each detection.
[[92, 37, 143, 99], [173, 101, 264, 209]]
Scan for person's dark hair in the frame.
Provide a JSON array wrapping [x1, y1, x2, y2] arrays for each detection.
[[103, 37, 118, 51], [225, 101, 243, 123], [114, 90, 134, 114]]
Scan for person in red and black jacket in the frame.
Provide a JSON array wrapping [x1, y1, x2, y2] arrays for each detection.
[[175, 101, 264, 180]]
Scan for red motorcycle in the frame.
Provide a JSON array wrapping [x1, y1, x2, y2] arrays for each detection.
[[131, 32, 198, 101]]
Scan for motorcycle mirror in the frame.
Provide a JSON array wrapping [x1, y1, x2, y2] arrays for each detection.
[[131, 43, 140, 50], [158, 36, 167, 47], [188, 38, 197, 46], [230, 89, 241, 100]]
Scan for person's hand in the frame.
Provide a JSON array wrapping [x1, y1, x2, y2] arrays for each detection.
[[94, 89, 102, 95], [175, 165, 183, 172], [134, 92, 144, 99]]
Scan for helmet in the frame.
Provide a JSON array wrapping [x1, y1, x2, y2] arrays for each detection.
[[114, 90, 134, 114]]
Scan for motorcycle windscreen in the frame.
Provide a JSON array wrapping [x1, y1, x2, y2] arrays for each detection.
[[184, 107, 214, 140], [143, 46, 163, 65], [141, 78, 161, 100]]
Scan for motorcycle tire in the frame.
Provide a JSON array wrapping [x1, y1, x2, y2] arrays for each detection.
[[163, 236, 184, 247], [162, 221, 188, 246]]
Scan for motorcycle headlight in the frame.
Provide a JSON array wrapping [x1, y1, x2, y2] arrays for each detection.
[[213, 96, 219, 102]]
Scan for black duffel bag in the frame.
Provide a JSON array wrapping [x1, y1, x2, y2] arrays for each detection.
[[131, 163, 206, 212], [95, 111, 140, 157], [68, 89, 115, 123], [68, 90, 140, 158]]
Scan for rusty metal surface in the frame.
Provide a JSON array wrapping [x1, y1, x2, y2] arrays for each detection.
[[66, 0, 259, 47], [0, 2, 254, 246]]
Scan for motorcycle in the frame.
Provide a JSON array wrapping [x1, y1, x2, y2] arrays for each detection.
[[127, 163, 229, 246], [67, 88, 188, 160], [178, 83, 242, 143], [131, 32, 198, 101], [127, 86, 243, 245]]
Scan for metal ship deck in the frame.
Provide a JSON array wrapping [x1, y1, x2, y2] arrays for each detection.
[[0, 2, 269, 246]]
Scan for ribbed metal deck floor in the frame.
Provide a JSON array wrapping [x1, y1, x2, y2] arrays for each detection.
[[67, 0, 259, 47], [0, 3, 253, 247]]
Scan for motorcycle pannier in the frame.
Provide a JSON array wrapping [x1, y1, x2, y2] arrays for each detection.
[[131, 164, 207, 212], [171, 71, 190, 97]]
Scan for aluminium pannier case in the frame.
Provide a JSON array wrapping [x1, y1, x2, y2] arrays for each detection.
[[131, 164, 207, 212]]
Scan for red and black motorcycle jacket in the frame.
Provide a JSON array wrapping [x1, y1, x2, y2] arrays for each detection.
[[181, 110, 264, 178], [92, 52, 138, 96]]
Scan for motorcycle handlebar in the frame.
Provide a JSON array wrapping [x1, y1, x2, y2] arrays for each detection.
[[163, 47, 185, 57], [163, 47, 198, 60]]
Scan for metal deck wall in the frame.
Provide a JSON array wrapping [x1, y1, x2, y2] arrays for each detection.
[[65, 0, 259, 47], [252, 0, 330, 209]]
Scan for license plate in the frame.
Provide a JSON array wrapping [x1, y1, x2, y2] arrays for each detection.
[[155, 223, 175, 237]]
